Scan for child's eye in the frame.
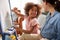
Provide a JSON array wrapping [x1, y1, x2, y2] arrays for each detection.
[[31, 9, 33, 11], [32, 9, 36, 11], [35, 10, 37, 12]]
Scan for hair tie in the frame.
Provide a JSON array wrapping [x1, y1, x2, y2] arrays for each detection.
[[55, 1, 57, 4], [59, 0, 60, 1]]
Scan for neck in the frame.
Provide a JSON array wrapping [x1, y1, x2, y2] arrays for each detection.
[[29, 16, 34, 20], [28, 16, 33, 21], [49, 7, 55, 16]]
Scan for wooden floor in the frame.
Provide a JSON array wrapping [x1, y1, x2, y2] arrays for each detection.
[[0, 34, 2, 40]]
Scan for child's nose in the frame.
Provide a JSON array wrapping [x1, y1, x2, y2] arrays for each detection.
[[33, 11, 36, 13]]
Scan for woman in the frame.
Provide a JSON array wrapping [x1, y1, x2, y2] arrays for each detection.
[[40, 0, 60, 40]]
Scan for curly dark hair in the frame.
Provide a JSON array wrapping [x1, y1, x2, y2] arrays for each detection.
[[24, 2, 41, 18]]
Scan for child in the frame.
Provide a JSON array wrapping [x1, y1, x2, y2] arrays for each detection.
[[12, 2, 42, 40], [12, 2, 41, 34], [12, 7, 24, 35]]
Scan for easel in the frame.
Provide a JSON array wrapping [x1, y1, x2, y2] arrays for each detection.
[[0, 0, 18, 40]]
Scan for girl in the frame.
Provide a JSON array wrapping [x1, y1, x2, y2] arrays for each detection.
[[12, 2, 42, 40], [12, 2, 41, 34]]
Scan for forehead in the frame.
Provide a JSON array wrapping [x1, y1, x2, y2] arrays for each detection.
[[31, 6, 37, 10]]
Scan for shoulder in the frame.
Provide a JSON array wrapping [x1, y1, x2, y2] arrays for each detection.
[[30, 18, 39, 26], [53, 11, 60, 23], [55, 11, 60, 19], [31, 18, 38, 23]]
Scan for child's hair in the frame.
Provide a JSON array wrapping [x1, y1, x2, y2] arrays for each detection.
[[24, 2, 41, 18], [43, 0, 60, 12]]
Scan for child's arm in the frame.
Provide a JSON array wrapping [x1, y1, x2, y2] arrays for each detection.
[[22, 24, 37, 34], [14, 17, 24, 35], [13, 21, 19, 25], [12, 7, 25, 18]]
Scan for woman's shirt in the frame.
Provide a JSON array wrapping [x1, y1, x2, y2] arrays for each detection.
[[26, 17, 40, 34], [41, 11, 60, 40]]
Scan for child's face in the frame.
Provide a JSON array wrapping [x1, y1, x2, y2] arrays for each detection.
[[28, 6, 37, 18]]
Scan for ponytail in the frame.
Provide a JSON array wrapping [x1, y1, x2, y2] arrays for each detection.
[[55, 0, 60, 12], [43, 0, 60, 12]]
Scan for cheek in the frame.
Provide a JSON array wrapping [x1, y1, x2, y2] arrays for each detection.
[[44, 5, 46, 9], [45, 5, 49, 11], [42, 3, 47, 10], [29, 10, 37, 17], [29, 10, 31, 15], [44, 5, 48, 11], [42, 3, 46, 9], [35, 12, 37, 15], [33, 11, 37, 15], [33, 12, 37, 17]]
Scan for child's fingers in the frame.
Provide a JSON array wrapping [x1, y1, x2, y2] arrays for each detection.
[[18, 10, 21, 12], [11, 7, 18, 12], [20, 17, 24, 21], [13, 7, 18, 10]]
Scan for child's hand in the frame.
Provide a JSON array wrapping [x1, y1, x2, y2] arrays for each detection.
[[12, 7, 24, 17], [20, 17, 24, 21], [9, 35, 16, 40], [12, 7, 21, 14], [12, 7, 17, 12], [15, 27, 22, 35]]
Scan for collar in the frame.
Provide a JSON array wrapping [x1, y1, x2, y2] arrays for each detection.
[[48, 11, 58, 17]]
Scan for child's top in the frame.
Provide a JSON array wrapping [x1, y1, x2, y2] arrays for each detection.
[[26, 17, 40, 34]]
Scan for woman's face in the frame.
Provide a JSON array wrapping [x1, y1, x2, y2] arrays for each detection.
[[42, 2, 49, 12], [28, 6, 37, 18]]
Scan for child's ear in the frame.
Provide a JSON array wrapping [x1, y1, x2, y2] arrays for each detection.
[[26, 12, 29, 16]]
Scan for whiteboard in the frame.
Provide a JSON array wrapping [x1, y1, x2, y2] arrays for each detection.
[[0, 0, 12, 33]]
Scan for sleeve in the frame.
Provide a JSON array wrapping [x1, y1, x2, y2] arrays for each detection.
[[30, 18, 40, 28], [55, 19, 60, 40], [51, 21, 60, 40]]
